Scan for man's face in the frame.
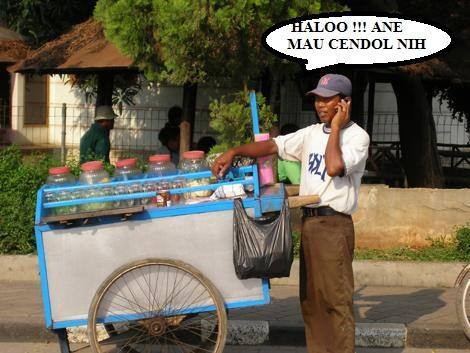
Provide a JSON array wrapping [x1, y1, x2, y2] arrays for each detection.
[[314, 94, 341, 125], [102, 119, 115, 130]]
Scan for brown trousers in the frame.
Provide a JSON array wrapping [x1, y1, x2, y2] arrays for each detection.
[[300, 214, 355, 353]]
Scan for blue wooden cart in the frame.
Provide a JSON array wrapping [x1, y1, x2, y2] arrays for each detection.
[[34, 92, 287, 353]]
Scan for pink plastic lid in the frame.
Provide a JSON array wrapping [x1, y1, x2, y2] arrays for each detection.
[[149, 154, 171, 163], [49, 166, 70, 175], [182, 150, 205, 160], [81, 161, 104, 172], [115, 158, 137, 168]]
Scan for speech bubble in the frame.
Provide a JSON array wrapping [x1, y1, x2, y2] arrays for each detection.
[[263, 12, 452, 70]]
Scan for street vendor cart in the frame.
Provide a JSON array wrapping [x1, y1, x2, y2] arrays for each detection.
[[34, 93, 317, 353]]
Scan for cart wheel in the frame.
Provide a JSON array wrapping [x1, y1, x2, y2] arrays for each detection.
[[88, 258, 227, 353]]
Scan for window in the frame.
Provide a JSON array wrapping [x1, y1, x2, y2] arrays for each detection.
[[24, 75, 48, 125]]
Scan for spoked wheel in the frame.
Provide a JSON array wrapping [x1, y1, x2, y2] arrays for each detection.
[[88, 258, 227, 353], [456, 271, 470, 341]]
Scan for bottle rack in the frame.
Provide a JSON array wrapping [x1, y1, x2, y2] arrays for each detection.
[[37, 165, 260, 224]]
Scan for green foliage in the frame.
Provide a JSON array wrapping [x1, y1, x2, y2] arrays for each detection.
[[208, 91, 277, 154], [0, 146, 59, 254], [0, 0, 96, 47], [292, 231, 301, 258], [292, 227, 470, 262], [456, 225, 470, 261], [65, 74, 142, 114], [95, 0, 347, 85]]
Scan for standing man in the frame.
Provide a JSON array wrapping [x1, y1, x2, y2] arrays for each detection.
[[80, 105, 117, 164], [212, 74, 370, 353]]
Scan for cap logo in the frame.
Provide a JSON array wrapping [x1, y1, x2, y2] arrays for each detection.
[[320, 76, 331, 86]]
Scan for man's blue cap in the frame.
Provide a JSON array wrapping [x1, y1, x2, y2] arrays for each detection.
[[307, 74, 352, 98]]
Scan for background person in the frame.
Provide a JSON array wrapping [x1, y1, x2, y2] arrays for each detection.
[[196, 136, 217, 154], [211, 74, 370, 353], [167, 105, 182, 128], [277, 123, 301, 184], [79, 105, 117, 164], [157, 125, 180, 165]]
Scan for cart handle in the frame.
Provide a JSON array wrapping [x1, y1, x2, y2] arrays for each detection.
[[287, 195, 320, 209]]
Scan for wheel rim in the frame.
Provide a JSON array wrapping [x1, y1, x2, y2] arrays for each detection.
[[462, 277, 470, 332], [88, 259, 227, 353]]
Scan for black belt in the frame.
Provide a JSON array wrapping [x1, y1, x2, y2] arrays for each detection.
[[302, 206, 345, 217]]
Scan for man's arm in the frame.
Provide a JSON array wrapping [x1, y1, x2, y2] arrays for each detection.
[[211, 140, 278, 178], [325, 99, 351, 177]]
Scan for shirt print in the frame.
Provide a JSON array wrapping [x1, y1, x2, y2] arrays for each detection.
[[308, 152, 327, 181]]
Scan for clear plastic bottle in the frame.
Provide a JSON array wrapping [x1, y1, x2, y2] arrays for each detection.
[[44, 166, 77, 215], [147, 154, 177, 177], [79, 161, 110, 211], [179, 150, 211, 199]]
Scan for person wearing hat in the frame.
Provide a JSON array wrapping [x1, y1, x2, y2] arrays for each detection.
[[211, 74, 369, 353], [79, 105, 117, 164]]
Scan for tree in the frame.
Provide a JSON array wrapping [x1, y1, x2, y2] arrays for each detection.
[[95, 0, 346, 146], [0, 0, 97, 47], [343, 0, 470, 187]]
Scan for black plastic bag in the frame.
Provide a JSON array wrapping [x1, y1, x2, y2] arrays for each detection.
[[233, 198, 293, 279]]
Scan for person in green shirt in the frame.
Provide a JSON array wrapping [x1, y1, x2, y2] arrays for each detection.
[[79, 105, 117, 164], [277, 123, 301, 184]]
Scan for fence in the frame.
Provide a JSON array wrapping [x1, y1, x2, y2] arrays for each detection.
[[2, 103, 218, 162], [367, 112, 469, 145]]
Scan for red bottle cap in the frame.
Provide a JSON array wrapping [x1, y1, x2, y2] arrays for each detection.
[[182, 150, 205, 160], [81, 161, 104, 172], [115, 158, 137, 168], [49, 166, 70, 175], [149, 154, 171, 163]]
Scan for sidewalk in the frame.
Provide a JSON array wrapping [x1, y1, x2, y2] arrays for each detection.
[[0, 281, 469, 348]]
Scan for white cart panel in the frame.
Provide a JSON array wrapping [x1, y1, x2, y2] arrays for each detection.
[[42, 210, 264, 323]]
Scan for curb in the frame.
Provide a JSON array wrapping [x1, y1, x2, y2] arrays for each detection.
[[406, 323, 470, 349], [270, 260, 467, 288], [2, 256, 466, 288], [1, 319, 469, 349], [269, 323, 406, 348]]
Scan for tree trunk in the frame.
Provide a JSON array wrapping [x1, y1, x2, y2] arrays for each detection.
[[351, 70, 367, 128], [269, 62, 282, 117], [95, 72, 114, 109], [391, 74, 444, 187], [181, 82, 197, 153]]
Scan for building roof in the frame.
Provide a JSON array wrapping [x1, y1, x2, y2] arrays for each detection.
[[0, 26, 30, 63], [9, 19, 136, 73]]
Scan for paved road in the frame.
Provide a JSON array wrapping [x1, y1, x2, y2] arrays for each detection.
[[1, 343, 470, 353]]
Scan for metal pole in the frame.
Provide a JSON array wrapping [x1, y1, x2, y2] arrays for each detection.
[[61, 103, 66, 165]]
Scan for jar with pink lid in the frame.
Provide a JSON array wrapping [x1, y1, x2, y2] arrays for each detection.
[[141, 155, 177, 207], [113, 158, 142, 181], [178, 150, 211, 199], [147, 154, 177, 177], [79, 161, 110, 211], [44, 166, 78, 215]]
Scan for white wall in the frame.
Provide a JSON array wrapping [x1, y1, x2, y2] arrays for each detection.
[[9, 73, 49, 145], [45, 75, 235, 153]]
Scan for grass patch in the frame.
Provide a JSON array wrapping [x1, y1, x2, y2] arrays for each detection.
[[292, 226, 470, 262]]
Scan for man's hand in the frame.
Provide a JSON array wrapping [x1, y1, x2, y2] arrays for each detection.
[[331, 98, 351, 130], [211, 150, 235, 178]]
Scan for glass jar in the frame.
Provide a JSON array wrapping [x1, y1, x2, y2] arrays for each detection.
[[45, 166, 78, 215], [179, 150, 211, 198], [147, 154, 177, 177], [79, 161, 111, 211], [114, 158, 142, 181]]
